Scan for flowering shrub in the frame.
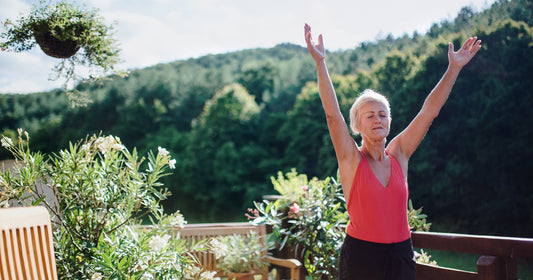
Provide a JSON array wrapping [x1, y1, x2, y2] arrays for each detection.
[[0, 129, 213, 279], [208, 230, 269, 274], [249, 169, 432, 280], [250, 171, 348, 279]]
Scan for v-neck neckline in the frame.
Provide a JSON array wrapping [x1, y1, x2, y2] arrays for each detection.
[[361, 150, 392, 189]]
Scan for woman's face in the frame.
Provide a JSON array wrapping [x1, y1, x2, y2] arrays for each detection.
[[358, 101, 391, 141]]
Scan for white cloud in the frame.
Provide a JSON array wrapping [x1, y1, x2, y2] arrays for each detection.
[[0, 0, 30, 20], [108, 11, 182, 69], [85, 0, 121, 10], [0, 50, 63, 93]]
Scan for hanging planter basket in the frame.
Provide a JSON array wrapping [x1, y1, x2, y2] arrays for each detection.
[[1, 0, 122, 107], [1, 0, 119, 65], [34, 30, 80, 59]]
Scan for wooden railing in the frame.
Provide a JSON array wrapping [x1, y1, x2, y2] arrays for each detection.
[[140, 221, 532, 279], [411, 231, 533, 280]]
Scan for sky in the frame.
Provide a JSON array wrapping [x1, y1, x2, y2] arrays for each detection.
[[0, 0, 496, 94]]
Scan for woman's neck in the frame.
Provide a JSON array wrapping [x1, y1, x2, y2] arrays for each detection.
[[361, 138, 387, 161]]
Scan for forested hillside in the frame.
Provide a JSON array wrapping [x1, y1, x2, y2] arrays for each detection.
[[1, 0, 532, 236]]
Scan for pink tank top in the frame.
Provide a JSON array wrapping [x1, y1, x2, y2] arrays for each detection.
[[346, 150, 411, 243]]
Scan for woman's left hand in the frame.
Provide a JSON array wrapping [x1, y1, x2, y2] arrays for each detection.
[[448, 36, 482, 69]]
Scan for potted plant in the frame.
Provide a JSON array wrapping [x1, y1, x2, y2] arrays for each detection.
[[1, 0, 122, 106], [209, 231, 268, 280]]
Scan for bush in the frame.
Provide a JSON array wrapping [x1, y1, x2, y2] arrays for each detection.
[[0, 129, 213, 280]]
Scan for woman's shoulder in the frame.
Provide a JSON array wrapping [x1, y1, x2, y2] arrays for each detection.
[[386, 141, 409, 175], [338, 146, 362, 188]]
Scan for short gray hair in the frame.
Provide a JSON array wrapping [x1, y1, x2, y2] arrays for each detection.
[[349, 89, 391, 135]]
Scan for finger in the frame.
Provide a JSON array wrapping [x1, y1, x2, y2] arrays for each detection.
[[304, 26, 312, 44], [471, 40, 482, 55], [318, 34, 323, 47], [448, 42, 454, 54], [461, 39, 470, 51], [464, 36, 477, 51], [473, 39, 482, 50], [468, 37, 478, 50], [305, 32, 313, 48], [460, 37, 472, 50]]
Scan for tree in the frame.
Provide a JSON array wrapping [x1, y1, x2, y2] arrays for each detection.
[[375, 51, 419, 97], [404, 21, 533, 236], [238, 63, 279, 103], [180, 84, 261, 221]]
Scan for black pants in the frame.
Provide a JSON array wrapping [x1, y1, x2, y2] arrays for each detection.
[[338, 235, 415, 280]]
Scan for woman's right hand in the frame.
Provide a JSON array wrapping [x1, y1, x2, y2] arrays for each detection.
[[304, 23, 325, 63]]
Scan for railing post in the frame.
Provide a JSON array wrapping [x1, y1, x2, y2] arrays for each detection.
[[477, 255, 504, 280], [504, 248, 518, 280]]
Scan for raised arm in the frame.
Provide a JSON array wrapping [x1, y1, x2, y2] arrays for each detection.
[[389, 37, 482, 162], [304, 24, 359, 188]]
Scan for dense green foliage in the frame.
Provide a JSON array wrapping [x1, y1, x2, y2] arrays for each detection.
[[1, 0, 532, 236], [1, 131, 208, 279]]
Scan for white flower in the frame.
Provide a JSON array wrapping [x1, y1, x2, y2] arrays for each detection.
[[81, 143, 91, 152], [209, 238, 228, 259], [91, 272, 103, 280], [169, 211, 187, 228], [111, 143, 125, 150], [94, 135, 124, 154], [149, 234, 171, 253], [141, 273, 154, 280], [94, 137, 109, 153], [158, 146, 169, 156], [169, 159, 176, 169], [174, 213, 186, 228], [200, 270, 216, 280], [1, 136, 13, 148]]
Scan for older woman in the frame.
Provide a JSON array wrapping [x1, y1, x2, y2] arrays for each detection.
[[304, 23, 481, 280]]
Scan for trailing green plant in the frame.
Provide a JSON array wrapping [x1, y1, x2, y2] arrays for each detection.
[[249, 170, 432, 280], [1, 0, 123, 107], [408, 199, 432, 231], [0, 129, 214, 280], [208, 231, 269, 274]]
